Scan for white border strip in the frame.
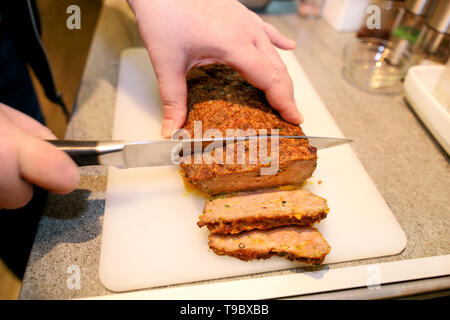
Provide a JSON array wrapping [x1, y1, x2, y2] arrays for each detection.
[[85, 255, 450, 300]]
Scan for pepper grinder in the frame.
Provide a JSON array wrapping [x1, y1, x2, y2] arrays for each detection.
[[388, 0, 436, 66], [412, 0, 450, 64]]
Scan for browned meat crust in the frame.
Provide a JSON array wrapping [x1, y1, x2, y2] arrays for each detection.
[[208, 226, 330, 265], [201, 213, 328, 234], [179, 64, 317, 196], [198, 189, 329, 234], [209, 248, 325, 265]]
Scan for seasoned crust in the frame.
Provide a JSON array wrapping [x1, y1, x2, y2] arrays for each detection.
[[184, 64, 308, 138], [183, 100, 308, 137], [180, 139, 317, 182]]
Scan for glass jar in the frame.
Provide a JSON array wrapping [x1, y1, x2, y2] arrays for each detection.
[[343, 37, 412, 94]]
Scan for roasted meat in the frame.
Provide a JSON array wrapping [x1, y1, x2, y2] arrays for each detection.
[[179, 64, 317, 196], [208, 226, 330, 265], [199, 189, 329, 234]]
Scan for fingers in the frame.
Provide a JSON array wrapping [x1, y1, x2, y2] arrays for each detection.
[[0, 140, 34, 209], [19, 135, 80, 194], [253, 35, 302, 124], [0, 103, 56, 139], [254, 33, 290, 74], [152, 58, 188, 138], [248, 12, 296, 50], [225, 45, 303, 125], [0, 109, 79, 209], [0, 105, 78, 192], [262, 22, 296, 50]]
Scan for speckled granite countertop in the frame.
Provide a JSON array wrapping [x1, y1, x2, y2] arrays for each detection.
[[19, 0, 449, 299]]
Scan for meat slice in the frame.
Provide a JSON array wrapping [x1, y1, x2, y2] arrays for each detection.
[[199, 189, 329, 234], [179, 64, 317, 196], [208, 226, 330, 265]]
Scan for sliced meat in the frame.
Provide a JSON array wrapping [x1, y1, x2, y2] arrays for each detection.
[[208, 226, 330, 265], [199, 189, 329, 234], [179, 64, 317, 196]]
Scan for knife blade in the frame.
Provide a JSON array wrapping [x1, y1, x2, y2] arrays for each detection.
[[47, 136, 352, 168]]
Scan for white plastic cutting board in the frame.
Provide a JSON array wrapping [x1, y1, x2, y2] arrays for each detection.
[[99, 48, 407, 292]]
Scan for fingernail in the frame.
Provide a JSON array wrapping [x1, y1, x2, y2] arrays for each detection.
[[292, 108, 303, 124], [161, 119, 175, 138], [297, 111, 304, 124], [288, 39, 296, 48]]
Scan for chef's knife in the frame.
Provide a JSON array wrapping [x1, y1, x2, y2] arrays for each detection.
[[47, 136, 352, 168]]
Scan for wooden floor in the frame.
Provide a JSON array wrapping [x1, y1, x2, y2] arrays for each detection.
[[0, 260, 21, 300], [32, 0, 103, 138], [0, 0, 102, 299]]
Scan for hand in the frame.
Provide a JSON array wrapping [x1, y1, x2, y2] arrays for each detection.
[[0, 103, 79, 210], [128, 0, 303, 137]]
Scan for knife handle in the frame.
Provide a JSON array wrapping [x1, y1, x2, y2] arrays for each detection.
[[47, 140, 101, 166]]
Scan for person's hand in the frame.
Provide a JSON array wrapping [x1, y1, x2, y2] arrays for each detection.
[[128, 0, 303, 137], [0, 103, 79, 210]]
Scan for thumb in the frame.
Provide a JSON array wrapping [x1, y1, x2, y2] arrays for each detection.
[[154, 66, 188, 138], [19, 135, 80, 194]]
